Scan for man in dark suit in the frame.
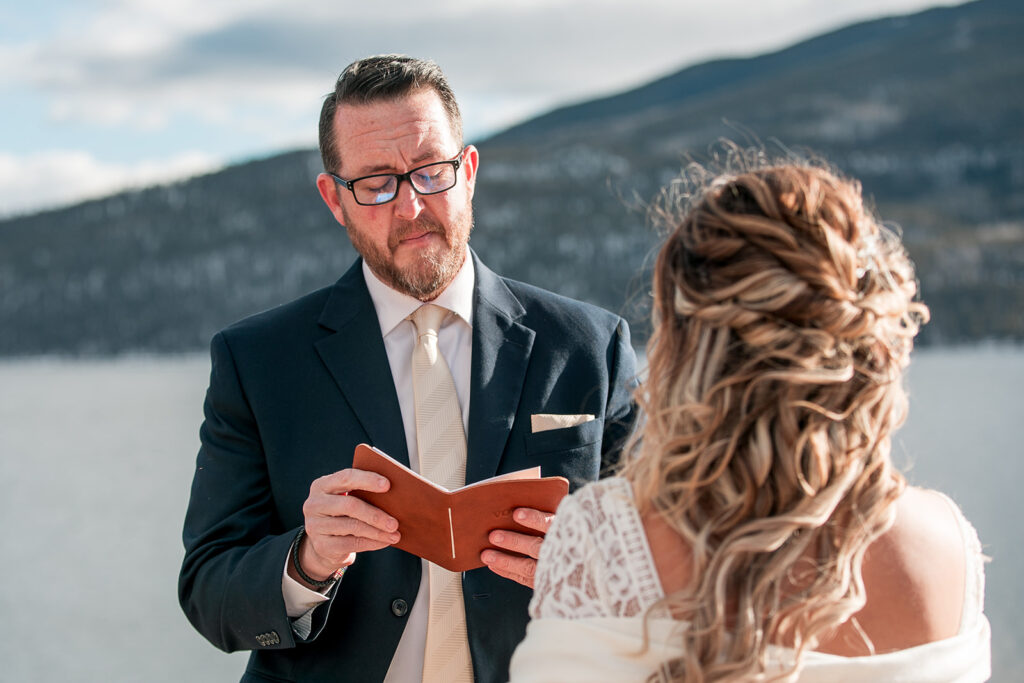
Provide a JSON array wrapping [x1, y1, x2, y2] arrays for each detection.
[[179, 54, 636, 683]]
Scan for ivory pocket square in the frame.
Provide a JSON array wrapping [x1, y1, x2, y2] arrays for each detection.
[[531, 413, 595, 433]]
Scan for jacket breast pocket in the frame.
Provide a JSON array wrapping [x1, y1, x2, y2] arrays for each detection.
[[525, 417, 602, 457], [525, 418, 604, 489]]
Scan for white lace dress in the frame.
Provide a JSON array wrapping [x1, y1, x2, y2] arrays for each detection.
[[508, 477, 991, 682]]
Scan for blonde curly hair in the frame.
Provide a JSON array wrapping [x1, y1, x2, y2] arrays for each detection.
[[622, 151, 929, 681]]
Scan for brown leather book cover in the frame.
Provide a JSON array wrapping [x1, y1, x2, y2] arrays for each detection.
[[350, 443, 569, 572]]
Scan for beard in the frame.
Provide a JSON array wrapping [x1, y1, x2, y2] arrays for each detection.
[[342, 202, 473, 301]]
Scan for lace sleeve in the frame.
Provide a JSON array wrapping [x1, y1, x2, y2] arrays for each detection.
[[528, 478, 664, 619]]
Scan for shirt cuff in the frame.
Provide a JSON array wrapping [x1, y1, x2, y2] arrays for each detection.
[[282, 541, 335, 618]]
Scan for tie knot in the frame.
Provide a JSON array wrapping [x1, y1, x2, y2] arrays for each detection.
[[410, 304, 449, 338]]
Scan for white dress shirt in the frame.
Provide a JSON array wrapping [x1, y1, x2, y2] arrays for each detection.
[[282, 253, 475, 681]]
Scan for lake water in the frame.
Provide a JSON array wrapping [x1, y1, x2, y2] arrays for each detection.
[[1, 346, 1021, 682]]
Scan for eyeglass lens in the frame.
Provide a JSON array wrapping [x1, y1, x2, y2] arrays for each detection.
[[353, 161, 458, 205]]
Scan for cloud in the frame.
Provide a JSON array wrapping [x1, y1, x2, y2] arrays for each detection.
[[7, 0, 965, 133], [0, 150, 222, 218], [0, 0, 966, 216]]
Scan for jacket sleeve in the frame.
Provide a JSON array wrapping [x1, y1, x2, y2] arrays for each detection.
[[177, 332, 326, 652], [600, 317, 639, 474]]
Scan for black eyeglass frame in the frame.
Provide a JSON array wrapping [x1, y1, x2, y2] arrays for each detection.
[[328, 148, 467, 206]]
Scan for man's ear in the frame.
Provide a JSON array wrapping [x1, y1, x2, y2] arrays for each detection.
[[461, 145, 479, 200], [316, 173, 347, 227]]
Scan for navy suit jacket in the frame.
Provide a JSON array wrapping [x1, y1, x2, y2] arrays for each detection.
[[179, 251, 637, 682]]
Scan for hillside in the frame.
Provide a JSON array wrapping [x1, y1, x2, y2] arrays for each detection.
[[1, 0, 1021, 355]]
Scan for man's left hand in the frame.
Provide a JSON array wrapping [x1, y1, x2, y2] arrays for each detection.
[[480, 507, 554, 588]]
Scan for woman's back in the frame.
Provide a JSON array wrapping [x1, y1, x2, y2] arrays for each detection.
[[645, 485, 969, 655]]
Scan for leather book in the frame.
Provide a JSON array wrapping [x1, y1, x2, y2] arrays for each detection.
[[350, 443, 570, 572]]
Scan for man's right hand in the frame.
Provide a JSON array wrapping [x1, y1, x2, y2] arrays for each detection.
[[290, 468, 401, 588]]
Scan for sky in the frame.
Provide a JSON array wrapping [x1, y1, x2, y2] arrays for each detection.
[[0, 0, 967, 218]]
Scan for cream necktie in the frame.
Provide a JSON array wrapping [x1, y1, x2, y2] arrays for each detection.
[[409, 304, 474, 683]]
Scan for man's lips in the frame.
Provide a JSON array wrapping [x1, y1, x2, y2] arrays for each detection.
[[396, 229, 442, 246]]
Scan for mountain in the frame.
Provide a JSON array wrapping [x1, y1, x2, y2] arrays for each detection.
[[1, 0, 1022, 356]]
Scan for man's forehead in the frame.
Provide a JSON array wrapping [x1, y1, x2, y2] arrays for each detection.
[[333, 95, 457, 174]]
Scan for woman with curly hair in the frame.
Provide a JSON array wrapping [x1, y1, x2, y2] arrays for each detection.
[[509, 155, 990, 681]]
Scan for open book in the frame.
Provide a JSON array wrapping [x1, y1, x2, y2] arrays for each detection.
[[350, 443, 570, 572]]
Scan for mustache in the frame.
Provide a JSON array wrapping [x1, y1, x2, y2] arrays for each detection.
[[389, 218, 447, 249]]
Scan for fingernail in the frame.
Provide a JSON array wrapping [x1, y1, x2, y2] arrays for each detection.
[[491, 531, 505, 543], [514, 510, 527, 521], [481, 550, 495, 563], [386, 518, 398, 531]]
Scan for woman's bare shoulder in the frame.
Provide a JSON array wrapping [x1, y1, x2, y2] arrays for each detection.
[[820, 486, 968, 655], [879, 486, 969, 596]]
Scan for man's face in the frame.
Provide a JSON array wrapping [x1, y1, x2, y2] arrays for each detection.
[[316, 88, 478, 301]]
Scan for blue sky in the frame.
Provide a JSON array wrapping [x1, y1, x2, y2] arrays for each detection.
[[0, 0, 965, 217]]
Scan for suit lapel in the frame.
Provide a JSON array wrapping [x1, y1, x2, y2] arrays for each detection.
[[314, 260, 410, 466], [466, 252, 535, 484]]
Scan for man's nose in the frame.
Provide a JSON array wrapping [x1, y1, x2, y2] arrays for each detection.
[[392, 178, 424, 220]]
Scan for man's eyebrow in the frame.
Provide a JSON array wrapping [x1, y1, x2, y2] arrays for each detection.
[[354, 150, 449, 177], [411, 149, 444, 165]]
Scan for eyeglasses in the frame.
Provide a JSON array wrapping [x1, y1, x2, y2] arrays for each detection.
[[329, 149, 466, 206]]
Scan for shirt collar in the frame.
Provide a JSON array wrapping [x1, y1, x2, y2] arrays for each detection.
[[362, 251, 475, 338]]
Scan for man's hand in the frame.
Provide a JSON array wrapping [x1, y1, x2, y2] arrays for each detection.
[[480, 507, 555, 588], [290, 468, 401, 588]]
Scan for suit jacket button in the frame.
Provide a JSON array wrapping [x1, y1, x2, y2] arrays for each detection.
[[391, 598, 409, 617], [255, 630, 280, 646]]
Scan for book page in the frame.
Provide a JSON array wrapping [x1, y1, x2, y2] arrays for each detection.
[[358, 444, 541, 491]]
